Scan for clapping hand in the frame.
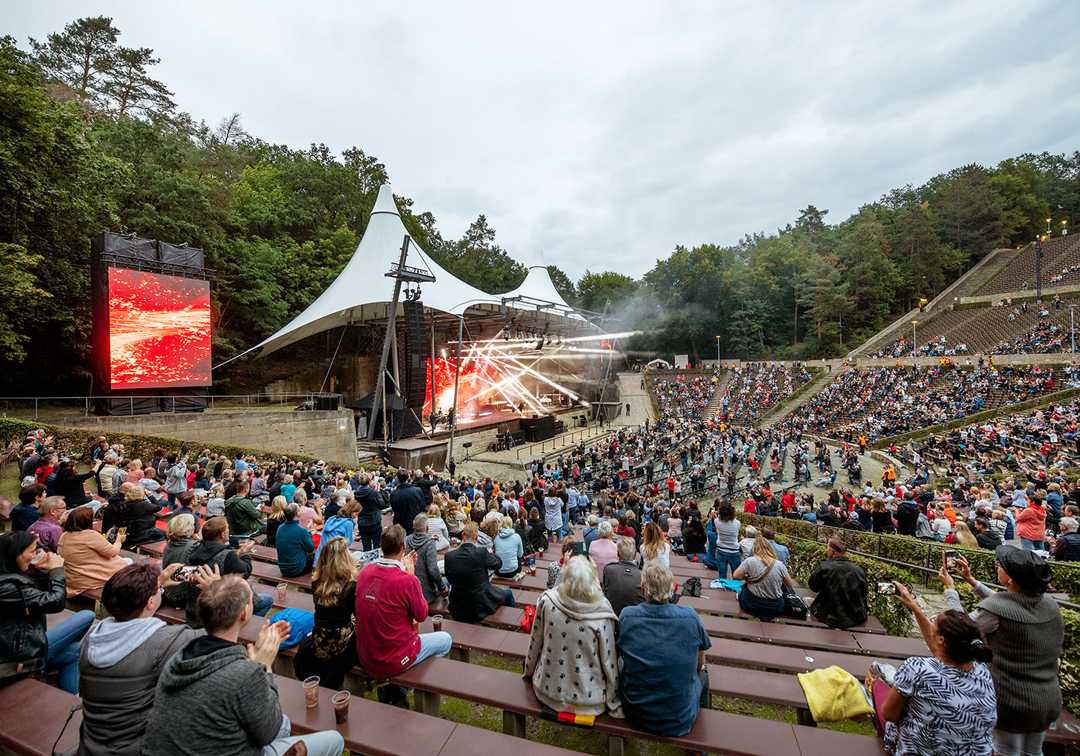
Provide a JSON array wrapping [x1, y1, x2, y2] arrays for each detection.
[[247, 619, 290, 670], [237, 539, 257, 555], [190, 564, 221, 590], [402, 551, 417, 576]]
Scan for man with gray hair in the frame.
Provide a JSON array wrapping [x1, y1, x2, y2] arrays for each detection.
[[602, 536, 643, 617], [1052, 517, 1080, 561], [406, 513, 446, 605], [583, 514, 601, 553], [617, 563, 711, 736]]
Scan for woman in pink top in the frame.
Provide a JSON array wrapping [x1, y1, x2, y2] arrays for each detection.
[[1016, 499, 1048, 551], [588, 520, 619, 576], [58, 507, 131, 596]]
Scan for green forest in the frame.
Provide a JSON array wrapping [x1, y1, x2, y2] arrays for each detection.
[[2, 17, 1079, 392]]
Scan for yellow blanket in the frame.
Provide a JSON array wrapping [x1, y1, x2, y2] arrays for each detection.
[[797, 665, 873, 722]]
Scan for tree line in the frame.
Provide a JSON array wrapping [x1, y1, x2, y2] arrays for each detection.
[[1, 16, 1078, 391]]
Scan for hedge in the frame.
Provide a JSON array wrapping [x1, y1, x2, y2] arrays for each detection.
[[740, 513, 1080, 601], [0, 418, 321, 469]]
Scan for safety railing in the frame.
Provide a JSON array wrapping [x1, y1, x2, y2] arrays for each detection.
[[0, 393, 340, 420]]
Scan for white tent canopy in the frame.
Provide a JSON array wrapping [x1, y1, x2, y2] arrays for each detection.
[[218, 184, 586, 365]]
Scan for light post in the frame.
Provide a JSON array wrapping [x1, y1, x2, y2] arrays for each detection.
[[1047, 217, 1053, 236], [1035, 236, 1044, 303], [911, 320, 918, 360], [715, 335, 721, 365]]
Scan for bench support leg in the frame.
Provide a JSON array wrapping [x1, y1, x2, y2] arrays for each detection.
[[414, 690, 441, 716], [796, 708, 816, 727], [450, 647, 471, 664], [502, 711, 527, 738], [607, 734, 626, 756]]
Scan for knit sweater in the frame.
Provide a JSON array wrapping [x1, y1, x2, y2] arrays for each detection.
[[522, 588, 623, 718], [974, 590, 1063, 733]]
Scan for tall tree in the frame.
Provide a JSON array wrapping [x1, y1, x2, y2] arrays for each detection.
[[30, 16, 119, 106], [102, 46, 175, 118]]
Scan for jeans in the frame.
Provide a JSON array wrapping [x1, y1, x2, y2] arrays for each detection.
[[262, 714, 344, 756], [992, 728, 1046, 756], [46, 609, 95, 693], [358, 523, 382, 551], [499, 587, 516, 607], [410, 631, 453, 668], [715, 549, 741, 580], [253, 592, 273, 617], [1020, 538, 1046, 551]]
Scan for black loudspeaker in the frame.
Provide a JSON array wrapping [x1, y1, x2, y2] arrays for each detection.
[[313, 393, 341, 411], [402, 299, 427, 416]]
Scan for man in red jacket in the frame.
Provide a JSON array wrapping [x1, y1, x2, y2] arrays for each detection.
[[355, 524, 452, 686]]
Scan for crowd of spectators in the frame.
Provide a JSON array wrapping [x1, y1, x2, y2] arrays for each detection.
[[872, 335, 969, 360], [717, 363, 812, 425]]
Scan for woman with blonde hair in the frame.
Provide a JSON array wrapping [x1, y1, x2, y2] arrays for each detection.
[[162, 513, 198, 607], [524, 556, 622, 718], [425, 503, 451, 551], [733, 535, 796, 621], [265, 494, 288, 547], [294, 536, 357, 689], [639, 522, 670, 569], [447, 499, 467, 540]]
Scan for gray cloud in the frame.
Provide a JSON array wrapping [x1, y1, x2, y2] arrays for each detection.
[[8, 0, 1080, 278]]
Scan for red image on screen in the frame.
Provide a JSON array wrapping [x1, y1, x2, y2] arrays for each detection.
[[107, 268, 212, 390]]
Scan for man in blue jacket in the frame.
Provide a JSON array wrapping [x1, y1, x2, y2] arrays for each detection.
[[390, 470, 425, 535]]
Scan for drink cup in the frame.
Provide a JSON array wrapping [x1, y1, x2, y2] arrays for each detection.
[[276, 583, 287, 604], [332, 690, 351, 723], [303, 676, 320, 708], [432, 615, 443, 632]]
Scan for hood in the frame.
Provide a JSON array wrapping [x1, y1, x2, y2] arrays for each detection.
[[406, 532, 433, 550], [187, 540, 229, 563], [497, 528, 515, 538], [543, 587, 618, 623], [85, 616, 167, 668], [158, 642, 249, 693]]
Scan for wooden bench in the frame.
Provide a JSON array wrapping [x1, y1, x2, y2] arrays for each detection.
[[0, 678, 81, 755], [391, 656, 886, 756], [276, 674, 582, 756]]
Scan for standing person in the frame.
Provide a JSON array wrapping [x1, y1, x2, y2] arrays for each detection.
[[942, 549, 1063, 756], [733, 536, 797, 621], [877, 583, 996, 756], [807, 539, 869, 629], [390, 471, 425, 535], [405, 514, 445, 606], [354, 525, 452, 703], [163, 453, 188, 508], [522, 556, 623, 719], [443, 523, 515, 623], [713, 502, 741, 579], [77, 562, 204, 756], [141, 576, 345, 756], [618, 563, 711, 736], [1015, 498, 1047, 551], [354, 474, 384, 550], [638, 522, 670, 569], [0, 531, 95, 694], [543, 488, 563, 542], [293, 537, 358, 690]]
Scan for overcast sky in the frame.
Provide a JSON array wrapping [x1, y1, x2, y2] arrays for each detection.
[[9, 1, 1080, 278]]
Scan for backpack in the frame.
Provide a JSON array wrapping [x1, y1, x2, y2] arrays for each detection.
[[681, 576, 702, 598]]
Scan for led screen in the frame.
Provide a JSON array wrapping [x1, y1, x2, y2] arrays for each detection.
[[107, 267, 212, 390]]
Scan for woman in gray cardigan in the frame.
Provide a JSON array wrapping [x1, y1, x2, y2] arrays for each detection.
[[942, 546, 1063, 756], [78, 561, 203, 756]]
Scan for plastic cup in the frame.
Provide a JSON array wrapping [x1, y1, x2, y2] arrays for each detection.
[[332, 690, 351, 723], [432, 615, 443, 632], [303, 676, 320, 708], [276, 583, 287, 604]]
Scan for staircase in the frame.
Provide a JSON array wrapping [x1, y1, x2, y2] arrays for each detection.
[[702, 371, 732, 418], [758, 368, 835, 429]]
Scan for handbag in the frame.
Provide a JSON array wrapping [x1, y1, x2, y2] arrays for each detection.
[[782, 587, 809, 620], [680, 576, 702, 598], [518, 604, 537, 633]]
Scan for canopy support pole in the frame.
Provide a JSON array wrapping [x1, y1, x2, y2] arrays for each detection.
[[445, 315, 464, 470], [368, 236, 410, 444]]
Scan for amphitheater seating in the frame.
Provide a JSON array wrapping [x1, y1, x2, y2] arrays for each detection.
[[975, 235, 1080, 297]]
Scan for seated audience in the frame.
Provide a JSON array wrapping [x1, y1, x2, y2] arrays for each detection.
[[405, 513, 446, 605], [639, 522, 670, 569], [523, 556, 623, 718], [181, 516, 271, 625], [141, 575, 344, 756], [275, 503, 315, 577], [1053, 516, 1080, 560], [807, 538, 869, 629], [26, 495, 64, 553], [78, 561, 204, 756], [354, 525, 452, 703], [59, 506, 130, 597], [223, 479, 263, 542], [733, 535, 796, 621], [264, 495, 287, 547], [444, 522, 515, 622], [589, 520, 619, 576], [602, 536, 643, 617], [493, 515, 524, 577], [294, 536, 358, 690], [11, 483, 44, 531], [115, 484, 165, 546], [161, 513, 198, 608], [0, 531, 94, 693], [619, 563, 711, 736]]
